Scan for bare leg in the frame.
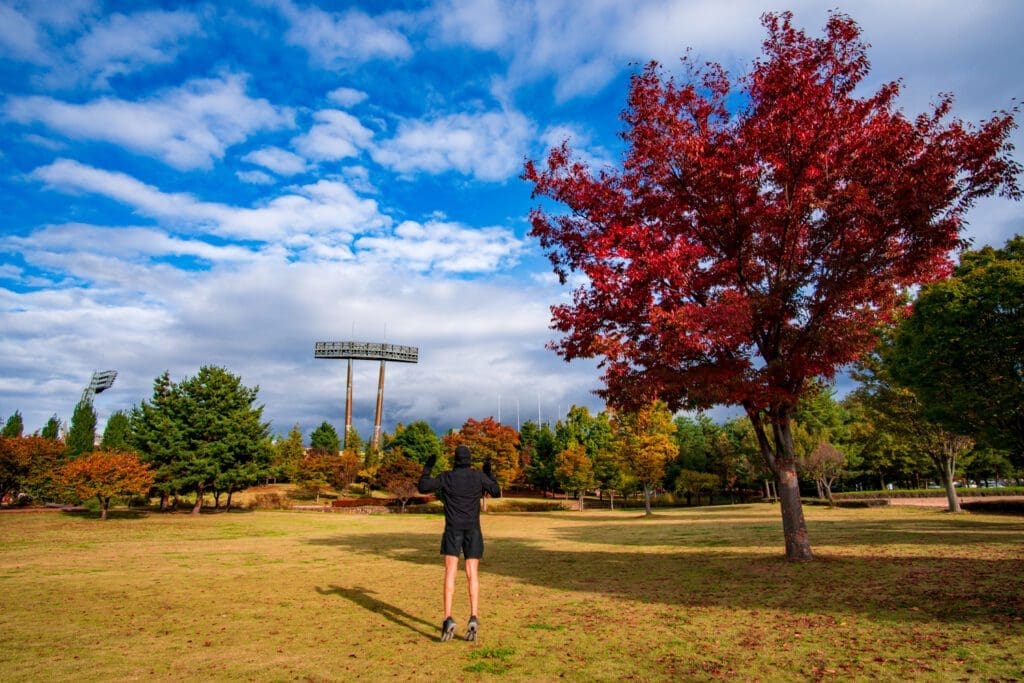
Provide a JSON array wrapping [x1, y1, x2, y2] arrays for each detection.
[[443, 554, 459, 619], [465, 558, 480, 617]]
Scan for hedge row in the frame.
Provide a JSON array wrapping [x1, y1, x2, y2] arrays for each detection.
[[832, 487, 1024, 500], [961, 499, 1024, 515]]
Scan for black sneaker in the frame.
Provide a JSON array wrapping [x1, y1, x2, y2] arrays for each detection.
[[465, 615, 479, 642], [441, 617, 456, 642]]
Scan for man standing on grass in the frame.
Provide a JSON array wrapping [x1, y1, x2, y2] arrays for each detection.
[[418, 444, 501, 641]]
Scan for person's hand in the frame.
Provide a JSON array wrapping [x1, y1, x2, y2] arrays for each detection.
[[424, 454, 437, 471], [483, 460, 492, 478]]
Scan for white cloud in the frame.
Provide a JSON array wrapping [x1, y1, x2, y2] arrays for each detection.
[[236, 169, 275, 185], [273, 0, 412, 67], [372, 109, 533, 181], [327, 87, 369, 107], [0, 3, 48, 63], [292, 109, 375, 161], [31, 159, 388, 242], [356, 219, 525, 273], [0, 249, 601, 437], [242, 146, 309, 175], [64, 9, 201, 88], [6, 73, 294, 169]]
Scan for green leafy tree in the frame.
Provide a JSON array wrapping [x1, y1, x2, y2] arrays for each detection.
[[344, 425, 366, 457], [554, 444, 595, 511], [41, 415, 61, 440], [854, 340, 972, 511], [131, 371, 187, 510], [67, 400, 97, 458], [101, 411, 133, 451], [520, 421, 558, 492], [2, 411, 24, 438], [175, 366, 270, 513], [310, 421, 341, 453], [132, 367, 270, 514], [385, 421, 442, 466], [555, 406, 614, 457], [964, 448, 1015, 487], [272, 424, 305, 482], [671, 415, 713, 473], [890, 236, 1024, 465], [674, 469, 719, 506]]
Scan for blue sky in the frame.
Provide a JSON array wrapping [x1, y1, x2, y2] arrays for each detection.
[[1, 0, 1022, 440]]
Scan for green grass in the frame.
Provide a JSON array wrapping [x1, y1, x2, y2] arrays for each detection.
[[2, 504, 1023, 680]]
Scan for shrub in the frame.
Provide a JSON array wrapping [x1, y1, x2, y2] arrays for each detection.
[[250, 493, 289, 510]]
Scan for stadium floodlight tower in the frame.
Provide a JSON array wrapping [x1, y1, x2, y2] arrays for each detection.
[[314, 341, 419, 451], [81, 369, 117, 405]]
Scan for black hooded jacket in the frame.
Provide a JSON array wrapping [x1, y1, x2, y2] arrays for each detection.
[[417, 447, 501, 530]]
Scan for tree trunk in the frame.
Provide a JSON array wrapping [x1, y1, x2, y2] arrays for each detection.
[[226, 490, 234, 511], [99, 496, 109, 520], [159, 491, 169, 511], [578, 490, 585, 512], [192, 484, 204, 515], [774, 421, 814, 561], [643, 484, 652, 515], [749, 407, 814, 561], [936, 456, 961, 513], [213, 490, 222, 509], [609, 491, 615, 510], [822, 477, 835, 508]]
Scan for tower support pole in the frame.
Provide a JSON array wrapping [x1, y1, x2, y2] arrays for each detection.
[[344, 359, 354, 449], [372, 360, 386, 451]]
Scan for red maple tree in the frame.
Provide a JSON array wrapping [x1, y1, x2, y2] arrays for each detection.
[[524, 11, 1019, 560]]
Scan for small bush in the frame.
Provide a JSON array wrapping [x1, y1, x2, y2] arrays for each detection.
[[250, 493, 288, 510]]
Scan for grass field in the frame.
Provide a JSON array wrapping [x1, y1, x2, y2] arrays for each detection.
[[2, 503, 1023, 681]]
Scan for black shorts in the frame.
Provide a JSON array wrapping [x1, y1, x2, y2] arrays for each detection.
[[441, 526, 484, 559]]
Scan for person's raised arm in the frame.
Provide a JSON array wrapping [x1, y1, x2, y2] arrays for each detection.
[[481, 460, 501, 498], [418, 454, 439, 494]]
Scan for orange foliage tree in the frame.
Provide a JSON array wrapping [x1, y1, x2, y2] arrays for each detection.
[[59, 450, 154, 520], [443, 417, 520, 487], [0, 435, 66, 503]]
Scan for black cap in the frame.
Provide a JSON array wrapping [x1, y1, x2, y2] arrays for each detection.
[[454, 445, 472, 467]]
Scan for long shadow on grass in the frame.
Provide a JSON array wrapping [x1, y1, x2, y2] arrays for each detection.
[[556, 516, 1024, 548], [308, 530, 1024, 625], [315, 585, 436, 640]]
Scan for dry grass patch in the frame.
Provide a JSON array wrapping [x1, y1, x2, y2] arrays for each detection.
[[1, 505, 1023, 680]]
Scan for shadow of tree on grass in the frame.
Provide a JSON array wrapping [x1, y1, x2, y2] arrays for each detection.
[[308, 526, 1024, 626]]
